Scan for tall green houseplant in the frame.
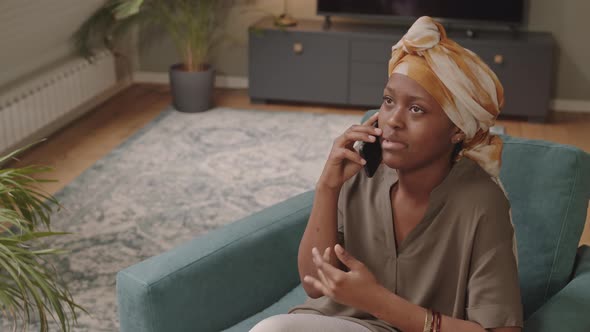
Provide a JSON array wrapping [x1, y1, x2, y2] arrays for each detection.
[[0, 145, 84, 331], [75, 0, 237, 113]]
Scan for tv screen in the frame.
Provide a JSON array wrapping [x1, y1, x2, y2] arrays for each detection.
[[317, 0, 525, 25]]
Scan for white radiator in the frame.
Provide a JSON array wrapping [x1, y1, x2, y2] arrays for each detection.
[[0, 50, 116, 154]]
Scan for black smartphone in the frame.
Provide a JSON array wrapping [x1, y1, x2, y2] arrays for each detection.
[[358, 121, 382, 178]]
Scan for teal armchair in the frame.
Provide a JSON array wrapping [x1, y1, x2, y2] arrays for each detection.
[[117, 110, 590, 331]]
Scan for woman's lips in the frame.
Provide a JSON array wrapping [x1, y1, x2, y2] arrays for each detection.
[[381, 138, 407, 150]]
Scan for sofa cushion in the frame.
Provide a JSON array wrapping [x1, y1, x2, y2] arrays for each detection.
[[222, 285, 307, 332]]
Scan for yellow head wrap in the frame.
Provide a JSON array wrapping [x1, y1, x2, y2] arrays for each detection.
[[388, 16, 504, 178]]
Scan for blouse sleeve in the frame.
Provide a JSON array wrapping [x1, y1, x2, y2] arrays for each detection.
[[466, 195, 524, 329]]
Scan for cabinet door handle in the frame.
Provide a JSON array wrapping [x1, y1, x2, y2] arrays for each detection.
[[293, 42, 303, 55], [494, 54, 504, 64]]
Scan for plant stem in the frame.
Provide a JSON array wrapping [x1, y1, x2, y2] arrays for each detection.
[[186, 44, 193, 71]]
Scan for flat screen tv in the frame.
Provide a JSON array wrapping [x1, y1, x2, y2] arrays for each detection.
[[317, 0, 526, 26]]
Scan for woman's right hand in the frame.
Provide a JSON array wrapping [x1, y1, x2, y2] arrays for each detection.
[[318, 112, 382, 190]]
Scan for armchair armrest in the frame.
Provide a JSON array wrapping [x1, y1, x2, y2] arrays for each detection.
[[524, 245, 590, 331], [116, 190, 314, 332]]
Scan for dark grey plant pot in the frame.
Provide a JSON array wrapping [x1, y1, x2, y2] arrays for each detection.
[[169, 64, 215, 113]]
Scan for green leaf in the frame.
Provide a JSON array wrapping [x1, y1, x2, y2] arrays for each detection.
[[73, 0, 240, 68], [71, 0, 120, 58], [114, 0, 145, 19], [0, 140, 46, 165], [0, 145, 83, 331]]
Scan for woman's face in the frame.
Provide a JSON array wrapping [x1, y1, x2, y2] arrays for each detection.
[[378, 73, 459, 171]]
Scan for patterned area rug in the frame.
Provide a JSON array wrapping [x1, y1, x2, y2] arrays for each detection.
[[0, 107, 364, 331]]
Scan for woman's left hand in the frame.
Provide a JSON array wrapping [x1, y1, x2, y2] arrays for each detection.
[[304, 244, 383, 313]]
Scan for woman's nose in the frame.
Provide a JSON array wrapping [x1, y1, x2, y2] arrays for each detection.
[[384, 106, 406, 129]]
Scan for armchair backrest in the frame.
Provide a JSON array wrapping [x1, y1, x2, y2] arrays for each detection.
[[499, 135, 590, 318]]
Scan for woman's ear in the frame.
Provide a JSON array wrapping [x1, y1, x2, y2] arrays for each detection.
[[451, 127, 465, 144]]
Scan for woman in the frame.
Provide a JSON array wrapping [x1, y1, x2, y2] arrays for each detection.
[[251, 16, 523, 332]]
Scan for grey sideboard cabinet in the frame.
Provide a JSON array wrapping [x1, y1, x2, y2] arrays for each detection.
[[248, 18, 555, 122]]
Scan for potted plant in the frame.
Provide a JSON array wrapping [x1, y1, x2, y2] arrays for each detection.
[[74, 0, 237, 113], [0, 144, 84, 331]]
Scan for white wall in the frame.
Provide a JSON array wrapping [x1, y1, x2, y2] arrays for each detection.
[[0, 0, 106, 91]]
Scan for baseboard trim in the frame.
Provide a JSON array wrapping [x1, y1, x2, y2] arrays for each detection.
[[552, 99, 590, 114], [133, 71, 249, 89], [215, 75, 249, 89]]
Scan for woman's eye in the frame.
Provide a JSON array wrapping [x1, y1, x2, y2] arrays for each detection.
[[382, 96, 394, 105], [410, 105, 425, 114]]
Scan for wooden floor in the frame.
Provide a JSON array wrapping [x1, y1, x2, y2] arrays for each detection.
[[8, 83, 590, 246]]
